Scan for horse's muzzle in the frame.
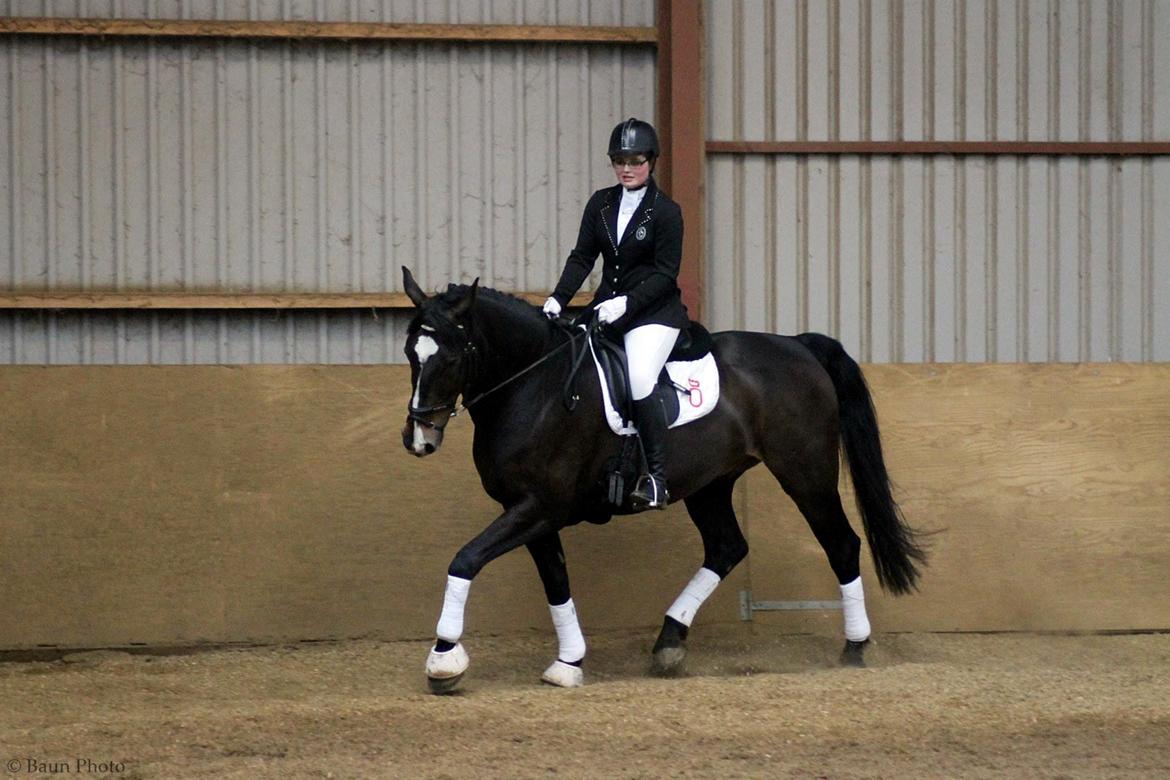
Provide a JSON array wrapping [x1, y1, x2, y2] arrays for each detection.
[[402, 417, 444, 456]]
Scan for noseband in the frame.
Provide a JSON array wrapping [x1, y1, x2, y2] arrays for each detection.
[[406, 400, 458, 428]]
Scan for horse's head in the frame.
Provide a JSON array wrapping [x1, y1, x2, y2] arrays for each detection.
[[401, 267, 478, 457]]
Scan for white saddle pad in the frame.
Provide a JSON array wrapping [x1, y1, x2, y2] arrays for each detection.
[[588, 336, 721, 436]]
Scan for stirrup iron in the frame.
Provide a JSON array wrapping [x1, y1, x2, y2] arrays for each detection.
[[630, 474, 669, 510]]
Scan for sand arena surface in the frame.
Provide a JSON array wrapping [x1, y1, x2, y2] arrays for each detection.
[[2, 628, 1168, 779]]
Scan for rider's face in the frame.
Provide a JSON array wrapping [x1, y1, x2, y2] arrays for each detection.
[[611, 155, 651, 189]]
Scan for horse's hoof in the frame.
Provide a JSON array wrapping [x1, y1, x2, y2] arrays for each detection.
[[652, 644, 687, 675], [541, 660, 584, 688], [840, 638, 869, 668], [425, 642, 470, 694], [427, 672, 465, 694]]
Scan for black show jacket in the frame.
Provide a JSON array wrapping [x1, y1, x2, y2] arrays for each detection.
[[551, 177, 690, 333]]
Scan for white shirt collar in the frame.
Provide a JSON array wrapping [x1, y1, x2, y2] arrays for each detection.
[[619, 185, 647, 213]]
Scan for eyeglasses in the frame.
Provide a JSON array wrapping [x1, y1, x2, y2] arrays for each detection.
[[611, 156, 649, 169]]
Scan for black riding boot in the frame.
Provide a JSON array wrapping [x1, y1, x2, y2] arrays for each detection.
[[630, 396, 670, 510]]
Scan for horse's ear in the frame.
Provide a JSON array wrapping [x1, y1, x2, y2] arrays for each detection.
[[402, 266, 428, 307], [450, 277, 479, 318]]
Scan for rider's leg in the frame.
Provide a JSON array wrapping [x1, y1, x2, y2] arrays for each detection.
[[624, 324, 679, 509]]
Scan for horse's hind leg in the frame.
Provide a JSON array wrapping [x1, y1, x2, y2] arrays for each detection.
[[526, 532, 586, 688], [770, 462, 872, 667], [652, 474, 748, 674]]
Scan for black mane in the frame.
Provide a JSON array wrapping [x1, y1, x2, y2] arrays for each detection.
[[471, 286, 558, 355], [408, 283, 545, 334], [451, 284, 547, 326]]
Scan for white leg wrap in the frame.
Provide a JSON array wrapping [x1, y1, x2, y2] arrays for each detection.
[[665, 567, 722, 627], [435, 575, 472, 642], [549, 599, 586, 663], [840, 576, 872, 642]]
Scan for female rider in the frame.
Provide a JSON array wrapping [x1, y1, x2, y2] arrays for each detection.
[[542, 118, 689, 510]]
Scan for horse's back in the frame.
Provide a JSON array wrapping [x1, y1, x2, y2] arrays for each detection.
[[709, 330, 836, 395]]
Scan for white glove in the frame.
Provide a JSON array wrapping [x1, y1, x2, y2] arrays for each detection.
[[595, 296, 628, 324], [542, 297, 562, 319]]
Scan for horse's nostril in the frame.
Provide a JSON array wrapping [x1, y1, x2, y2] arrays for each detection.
[[424, 443, 435, 454]]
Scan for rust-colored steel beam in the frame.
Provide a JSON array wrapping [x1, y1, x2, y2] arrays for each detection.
[[0, 16, 657, 45], [708, 140, 1170, 156], [657, 0, 705, 321]]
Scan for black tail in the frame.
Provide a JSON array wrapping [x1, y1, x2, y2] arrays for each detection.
[[796, 332, 926, 594]]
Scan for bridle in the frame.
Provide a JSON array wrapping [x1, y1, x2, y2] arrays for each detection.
[[406, 317, 596, 428], [406, 400, 461, 429], [406, 324, 477, 429]]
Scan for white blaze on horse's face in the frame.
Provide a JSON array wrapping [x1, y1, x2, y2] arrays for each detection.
[[409, 333, 443, 455], [411, 334, 440, 405]]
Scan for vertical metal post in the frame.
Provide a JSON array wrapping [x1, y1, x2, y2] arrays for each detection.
[[656, 0, 705, 322]]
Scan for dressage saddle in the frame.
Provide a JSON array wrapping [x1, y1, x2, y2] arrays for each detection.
[[592, 320, 714, 429]]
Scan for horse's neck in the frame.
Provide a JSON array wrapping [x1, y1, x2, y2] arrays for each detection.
[[467, 297, 554, 397]]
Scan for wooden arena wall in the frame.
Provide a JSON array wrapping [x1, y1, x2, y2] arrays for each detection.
[[1, 362, 1167, 651]]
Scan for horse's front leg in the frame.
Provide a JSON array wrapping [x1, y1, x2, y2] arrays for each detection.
[[425, 497, 551, 694], [527, 532, 586, 688]]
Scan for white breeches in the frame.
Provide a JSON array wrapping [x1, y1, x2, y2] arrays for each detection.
[[624, 324, 680, 400]]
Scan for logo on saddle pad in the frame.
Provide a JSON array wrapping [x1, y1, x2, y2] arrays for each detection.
[[688, 378, 703, 408]]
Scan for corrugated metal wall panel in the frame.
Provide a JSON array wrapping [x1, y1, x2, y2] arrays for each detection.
[[0, 309, 409, 363], [0, 0, 656, 363], [6, 0, 654, 26], [708, 154, 1170, 363], [0, 36, 654, 295], [706, 0, 1169, 363]]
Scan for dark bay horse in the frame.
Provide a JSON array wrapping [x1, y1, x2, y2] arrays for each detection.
[[400, 268, 925, 692]]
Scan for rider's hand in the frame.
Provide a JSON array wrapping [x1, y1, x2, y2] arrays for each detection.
[[542, 297, 562, 319], [595, 296, 627, 325]]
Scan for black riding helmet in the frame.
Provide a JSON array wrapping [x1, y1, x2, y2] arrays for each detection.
[[608, 117, 660, 161]]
